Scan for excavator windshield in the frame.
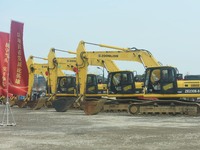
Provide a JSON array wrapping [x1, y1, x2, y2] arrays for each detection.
[[108, 71, 135, 94], [144, 66, 178, 94], [86, 74, 98, 94], [56, 76, 76, 94]]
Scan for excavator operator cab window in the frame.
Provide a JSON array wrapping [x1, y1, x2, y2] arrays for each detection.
[[66, 77, 76, 86], [161, 69, 176, 82], [59, 77, 67, 88], [86, 74, 98, 94], [108, 71, 135, 94], [151, 69, 161, 91], [57, 77, 67, 93], [146, 67, 177, 94], [122, 74, 128, 83], [57, 76, 76, 94], [114, 73, 121, 83], [122, 72, 134, 84], [161, 70, 169, 81], [66, 77, 72, 84], [87, 75, 97, 85]]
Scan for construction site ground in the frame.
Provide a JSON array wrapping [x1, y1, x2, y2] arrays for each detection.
[[0, 105, 200, 150]]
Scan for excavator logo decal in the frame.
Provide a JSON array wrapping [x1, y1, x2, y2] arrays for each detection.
[[67, 60, 76, 62], [98, 54, 118, 58]]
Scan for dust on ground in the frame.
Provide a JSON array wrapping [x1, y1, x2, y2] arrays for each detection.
[[0, 105, 200, 150]]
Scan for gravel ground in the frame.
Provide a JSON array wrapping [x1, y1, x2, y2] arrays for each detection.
[[0, 105, 200, 150]]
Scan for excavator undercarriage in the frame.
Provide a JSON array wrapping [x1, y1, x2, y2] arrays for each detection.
[[82, 98, 200, 116], [128, 100, 200, 116], [72, 41, 200, 116]]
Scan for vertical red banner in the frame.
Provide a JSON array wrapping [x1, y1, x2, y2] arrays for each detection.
[[0, 32, 10, 96], [9, 20, 28, 96]]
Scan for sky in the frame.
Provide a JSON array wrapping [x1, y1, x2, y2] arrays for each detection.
[[1, 0, 200, 76]]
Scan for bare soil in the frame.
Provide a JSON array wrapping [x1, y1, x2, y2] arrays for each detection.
[[0, 105, 200, 150]]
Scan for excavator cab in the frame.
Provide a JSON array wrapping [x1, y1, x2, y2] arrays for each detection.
[[107, 71, 135, 94], [144, 66, 178, 94], [57, 76, 76, 94], [86, 74, 98, 94]]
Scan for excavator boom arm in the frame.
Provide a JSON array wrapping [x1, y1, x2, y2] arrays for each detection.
[[76, 41, 161, 95]]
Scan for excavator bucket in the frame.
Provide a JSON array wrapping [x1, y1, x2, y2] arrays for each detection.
[[17, 96, 29, 108], [17, 100, 27, 108], [9, 97, 17, 107], [45, 101, 53, 108], [52, 97, 78, 112], [83, 98, 106, 115], [2, 97, 17, 107], [33, 97, 48, 110], [2, 98, 6, 104]]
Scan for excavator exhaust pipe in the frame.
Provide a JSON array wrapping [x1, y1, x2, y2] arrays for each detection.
[[83, 98, 106, 115], [52, 97, 78, 112]]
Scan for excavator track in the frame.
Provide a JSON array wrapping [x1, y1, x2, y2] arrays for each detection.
[[128, 100, 200, 116], [82, 98, 138, 115], [103, 103, 129, 112], [102, 99, 144, 113], [82, 98, 200, 116]]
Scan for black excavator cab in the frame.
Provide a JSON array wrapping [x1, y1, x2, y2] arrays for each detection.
[[86, 74, 98, 94], [47, 74, 99, 95], [107, 71, 135, 94], [57, 76, 76, 94], [144, 66, 178, 94]]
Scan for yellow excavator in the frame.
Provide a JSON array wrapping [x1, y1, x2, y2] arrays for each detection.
[[10, 55, 48, 108], [48, 41, 158, 113], [129, 66, 200, 115], [75, 41, 161, 114], [75, 41, 200, 115], [36, 48, 120, 111], [16, 55, 66, 108]]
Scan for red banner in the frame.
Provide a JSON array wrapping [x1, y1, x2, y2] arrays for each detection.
[[0, 32, 10, 96], [9, 20, 28, 96]]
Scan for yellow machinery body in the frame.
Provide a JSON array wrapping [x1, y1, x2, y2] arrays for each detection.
[[75, 41, 200, 116], [44, 48, 120, 111]]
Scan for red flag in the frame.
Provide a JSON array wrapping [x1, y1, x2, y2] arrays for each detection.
[[0, 32, 10, 96], [9, 20, 28, 96]]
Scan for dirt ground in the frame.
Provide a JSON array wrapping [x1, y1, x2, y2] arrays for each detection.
[[0, 105, 200, 150]]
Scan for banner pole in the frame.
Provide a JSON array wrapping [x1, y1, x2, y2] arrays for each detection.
[[0, 23, 16, 126]]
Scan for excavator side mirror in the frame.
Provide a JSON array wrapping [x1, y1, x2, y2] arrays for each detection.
[[98, 79, 102, 84], [177, 74, 183, 80]]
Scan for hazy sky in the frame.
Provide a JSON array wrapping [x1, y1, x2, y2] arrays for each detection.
[[1, 0, 200, 76]]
